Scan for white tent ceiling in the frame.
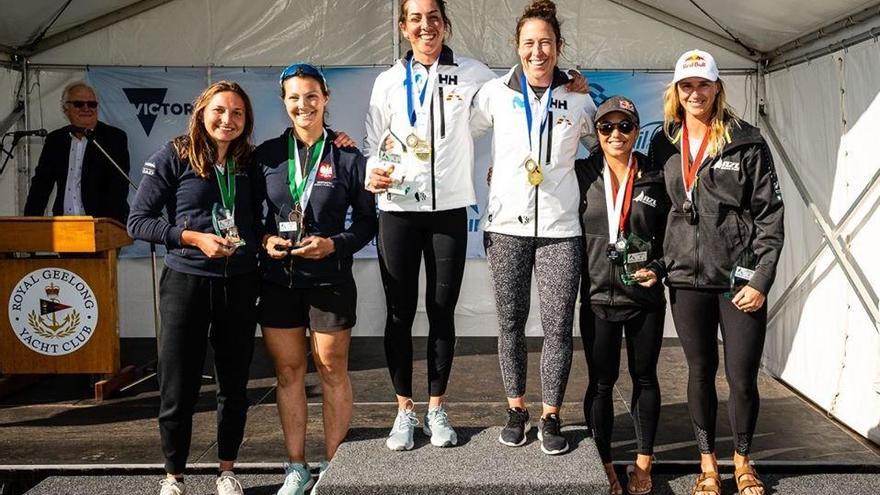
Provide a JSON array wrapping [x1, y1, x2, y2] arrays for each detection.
[[1, 0, 878, 68]]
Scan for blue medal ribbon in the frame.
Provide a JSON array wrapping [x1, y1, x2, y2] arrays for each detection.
[[519, 71, 553, 154], [405, 57, 431, 128]]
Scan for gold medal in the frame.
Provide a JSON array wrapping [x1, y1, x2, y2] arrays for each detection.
[[413, 139, 431, 161], [528, 167, 544, 186], [524, 157, 543, 186], [406, 133, 420, 148]]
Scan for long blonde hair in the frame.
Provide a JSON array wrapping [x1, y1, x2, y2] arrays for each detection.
[[173, 80, 254, 178], [662, 78, 738, 158]]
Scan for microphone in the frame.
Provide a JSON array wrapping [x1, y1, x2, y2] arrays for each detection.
[[6, 128, 47, 138]]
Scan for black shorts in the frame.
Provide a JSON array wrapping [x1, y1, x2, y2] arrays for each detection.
[[258, 281, 357, 331]]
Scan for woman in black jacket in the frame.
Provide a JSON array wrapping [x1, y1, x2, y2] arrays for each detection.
[[254, 63, 377, 495], [648, 49, 783, 495], [128, 80, 261, 495], [576, 96, 670, 495]]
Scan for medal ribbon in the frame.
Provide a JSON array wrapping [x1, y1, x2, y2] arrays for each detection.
[[603, 154, 637, 241], [404, 57, 439, 134], [681, 124, 710, 198], [288, 130, 327, 211], [214, 157, 236, 212], [519, 71, 553, 156]]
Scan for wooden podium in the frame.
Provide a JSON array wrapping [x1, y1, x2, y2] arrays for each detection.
[[0, 216, 137, 400]]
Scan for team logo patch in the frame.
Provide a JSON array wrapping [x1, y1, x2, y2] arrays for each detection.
[[712, 160, 741, 171], [555, 116, 573, 126], [316, 162, 334, 180], [445, 92, 463, 101], [618, 99, 635, 112], [633, 191, 657, 208], [681, 52, 707, 70], [8, 268, 98, 356], [142, 161, 156, 176]]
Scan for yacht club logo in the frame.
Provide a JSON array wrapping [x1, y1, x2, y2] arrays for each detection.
[[8, 268, 98, 356]]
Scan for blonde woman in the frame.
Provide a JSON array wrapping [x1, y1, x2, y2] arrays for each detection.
[[648, 49, 784, 495]]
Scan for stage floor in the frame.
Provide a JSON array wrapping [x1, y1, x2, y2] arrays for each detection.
[[1, 337, 878, 493]]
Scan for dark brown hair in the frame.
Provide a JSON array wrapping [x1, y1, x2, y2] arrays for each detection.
[[173, 80, 254, 178], [515, 0, 564, 51], [399, 0, 452, 38]]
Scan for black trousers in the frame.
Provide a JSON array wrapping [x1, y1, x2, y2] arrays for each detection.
[[377, 208, 467, 398], [157, 267, 259, 474], [669, 288, 767, 456], [580, 305, 665, 463]]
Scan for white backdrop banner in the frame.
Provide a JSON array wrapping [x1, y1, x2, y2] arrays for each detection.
[[89, 67, 671, 258]]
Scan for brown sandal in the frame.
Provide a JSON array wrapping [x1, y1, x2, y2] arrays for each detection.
[[735, 464, 765, 495], [626, 464, 653, 494], [692, 471, 721, 495]]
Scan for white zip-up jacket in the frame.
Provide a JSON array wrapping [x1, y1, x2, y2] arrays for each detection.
[[364, 46, 495, 212], [472, 65, 597, 238]]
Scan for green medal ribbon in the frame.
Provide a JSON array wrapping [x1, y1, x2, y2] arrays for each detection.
[[214, 157, 236, 212], [288, 131, 327, 207]]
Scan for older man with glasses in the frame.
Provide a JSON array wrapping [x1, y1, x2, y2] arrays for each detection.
[[24, 80, 131, 225]]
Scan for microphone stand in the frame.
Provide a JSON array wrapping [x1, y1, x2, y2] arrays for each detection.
[[78, 129, 213, 392]]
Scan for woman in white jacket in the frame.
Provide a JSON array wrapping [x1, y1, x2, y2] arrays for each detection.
[[363, 0, 496, 451], [471, 0, 596, 456]]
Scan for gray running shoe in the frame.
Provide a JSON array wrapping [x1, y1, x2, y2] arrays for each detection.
[[309, 461, 330, 495], [276, 462, 314, 495], [386, 406, 419, 451], [215, 471, 244, 495], [423, 404, 458, 447], [159, 478, 186, 495]]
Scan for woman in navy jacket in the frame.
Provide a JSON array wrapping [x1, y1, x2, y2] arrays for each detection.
[[254, 63, 377, 495], [576, 96, 670, 495], [128, 80, 261, 495]]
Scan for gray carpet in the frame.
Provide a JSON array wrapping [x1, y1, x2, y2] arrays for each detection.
[[314, 426, 605, 494], [25, 471, 880, 495]]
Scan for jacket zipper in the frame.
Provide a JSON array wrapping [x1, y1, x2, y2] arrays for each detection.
[[430, 95, 437, 210], [438, 86, 446, 139]]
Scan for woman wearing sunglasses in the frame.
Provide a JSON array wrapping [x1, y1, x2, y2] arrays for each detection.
[[254, 63, 377, 495], [648, 49, 784, 495], [470, 0, 597, 456], [128, 81, 261, 495], [575, 96, 670, 495]]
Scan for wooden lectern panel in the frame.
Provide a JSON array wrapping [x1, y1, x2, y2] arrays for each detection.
[[0, 216, 132, 253], [0, 255, 120, 374]]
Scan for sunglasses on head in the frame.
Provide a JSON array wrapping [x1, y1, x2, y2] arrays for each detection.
[[596, 120, 636, 135], [67, 100, 98, 109], [279, 63, 326, 85]]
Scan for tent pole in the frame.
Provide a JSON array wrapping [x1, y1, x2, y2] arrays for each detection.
[[765, 10, 880, 72], [759, 115, 880, 333]]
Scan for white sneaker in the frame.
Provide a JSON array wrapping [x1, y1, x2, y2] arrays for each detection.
[[310, 461, 330, 495], [423, 404, 458, 447], [159, 478, 186, 495], [215, 471, 244, 495], [386, 404, 419, 451]]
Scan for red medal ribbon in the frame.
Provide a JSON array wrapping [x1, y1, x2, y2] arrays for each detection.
[[681, 124, 710, 193], [610, 157, 638, 237]]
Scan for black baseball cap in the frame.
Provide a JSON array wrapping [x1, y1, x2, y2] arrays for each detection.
[[594, 95, 640, 126]]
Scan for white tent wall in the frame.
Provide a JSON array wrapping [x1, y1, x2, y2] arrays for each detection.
[[0, 68, 18, 214], [762, 39, 880, 443]]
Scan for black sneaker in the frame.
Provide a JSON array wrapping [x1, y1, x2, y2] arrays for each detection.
[[538, 413, 569, 455], [498, 407, 531, 447]]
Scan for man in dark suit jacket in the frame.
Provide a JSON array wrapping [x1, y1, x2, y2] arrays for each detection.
[[24, 81, 131, 225]]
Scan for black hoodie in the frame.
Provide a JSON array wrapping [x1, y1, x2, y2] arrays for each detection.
[[648, 118, 784, 293], [576, 151, 670, 315]]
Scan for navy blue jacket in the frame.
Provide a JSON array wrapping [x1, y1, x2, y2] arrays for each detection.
[[254, 129, 377, 288], [127, 141, 262, 277]]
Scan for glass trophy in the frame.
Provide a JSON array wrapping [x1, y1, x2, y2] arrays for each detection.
[[277, 207, 304, 247], [212, 203, 245, 248], [620, 233, 653, 286], [724, 249, 757, 299]]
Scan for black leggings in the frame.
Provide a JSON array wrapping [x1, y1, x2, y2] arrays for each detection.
[[670, 288, 767, 456], [378, 208, 467, 398], [581, 305, 664, 463]]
